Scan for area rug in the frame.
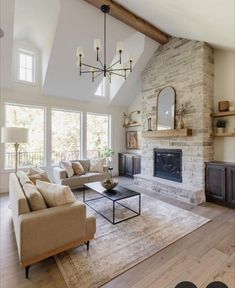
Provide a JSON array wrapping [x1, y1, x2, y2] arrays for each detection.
[[55, 192, 210, 288]]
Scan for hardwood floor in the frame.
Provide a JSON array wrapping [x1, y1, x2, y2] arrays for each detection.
[[1, 177, 235, 288]]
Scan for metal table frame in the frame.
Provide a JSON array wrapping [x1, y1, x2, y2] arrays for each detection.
[[83, 185, 141, 225]]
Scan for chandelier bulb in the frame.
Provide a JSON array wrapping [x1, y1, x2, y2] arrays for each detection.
[[76, 47, 84, 58]]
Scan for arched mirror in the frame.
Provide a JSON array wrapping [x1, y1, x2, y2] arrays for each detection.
[[157, 86, 175, 130]]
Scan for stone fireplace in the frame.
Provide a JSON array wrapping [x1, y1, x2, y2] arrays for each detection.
[[154, 149, 182, 183], [134, 38, 214, 204]]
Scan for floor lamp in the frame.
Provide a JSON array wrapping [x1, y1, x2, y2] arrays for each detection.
[[1, 127, 29, 172]]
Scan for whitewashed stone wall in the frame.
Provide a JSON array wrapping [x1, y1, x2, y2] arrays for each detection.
[[137, 38, 214, 203]]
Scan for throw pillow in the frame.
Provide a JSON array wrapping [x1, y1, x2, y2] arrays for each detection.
[[16, 170, 32, 186], [89, 158, 106, 173], [23, 183, 47, 211], [72, 161, 85, 176], [27, 166, 44, 176], [78, 160, 90, 172], [36, 180, 76, 207], [60, 161, 74, 178], [28, 172, 51, 185]]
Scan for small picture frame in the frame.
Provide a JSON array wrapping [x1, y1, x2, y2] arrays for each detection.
[[126, 131, 139, 149]]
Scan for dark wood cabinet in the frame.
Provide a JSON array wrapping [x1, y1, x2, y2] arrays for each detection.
[[118, 153, 141, 178], [205, 161, 235, 208]]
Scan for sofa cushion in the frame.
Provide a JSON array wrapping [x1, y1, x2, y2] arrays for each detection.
[[28, 171, 51, 185], [23, 183, 47, 211], [72, 161, 85, 176], [89, 158, 106, 173], [27, 166, 44, 176], [16, 171, 32, 186], [36, 180, 76, 207], [60, 161, 74, 178], [78, 160, 90, 173]]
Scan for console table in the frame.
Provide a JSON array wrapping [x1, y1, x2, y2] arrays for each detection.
[[118, 153, 141, 178]]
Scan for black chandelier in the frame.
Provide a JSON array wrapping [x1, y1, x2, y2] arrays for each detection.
[[76, 5, 133, 83]]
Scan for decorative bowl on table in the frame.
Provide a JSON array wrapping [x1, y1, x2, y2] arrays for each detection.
[[101, 179, 118, 191]]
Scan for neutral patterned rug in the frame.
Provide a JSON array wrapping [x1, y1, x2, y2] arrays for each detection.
[[55, 191, 210, 288]]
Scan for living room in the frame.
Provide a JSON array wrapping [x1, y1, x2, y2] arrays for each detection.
[[0, 0, 235, 287]]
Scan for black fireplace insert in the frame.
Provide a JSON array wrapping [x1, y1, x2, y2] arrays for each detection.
[[154, 148, 182, 182]]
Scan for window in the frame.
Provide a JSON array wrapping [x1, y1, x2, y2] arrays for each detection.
[[51, 109, 81, 165], [18, 49, 35, 83], [87, 113, 110, 159], [5, 104, 45, 169], [95, 78, 106, 97]]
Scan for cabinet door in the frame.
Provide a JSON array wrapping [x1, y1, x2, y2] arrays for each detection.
[[125, 155, 133, 177], [206, 164, 226, 201], [133, 156, 141, 175], [118, 153, 126, 176], [227, 166, 235, 205]]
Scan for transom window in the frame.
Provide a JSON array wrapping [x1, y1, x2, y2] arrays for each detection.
[[18, 49, 35, 83]]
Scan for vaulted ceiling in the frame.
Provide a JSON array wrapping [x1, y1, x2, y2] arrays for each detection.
[[0, 0, 234, 107]]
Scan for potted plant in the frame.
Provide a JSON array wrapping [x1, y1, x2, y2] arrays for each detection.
[[216, 120, 226, 133], [176, 103, 191, 129], [102, 148, 115, 166]]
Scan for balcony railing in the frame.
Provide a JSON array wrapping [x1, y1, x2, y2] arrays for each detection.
[[5, 150, 101, 169]]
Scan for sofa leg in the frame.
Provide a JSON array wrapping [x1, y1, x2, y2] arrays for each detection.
[[25, 266, 30, 279], [86, 241, 90, 251]]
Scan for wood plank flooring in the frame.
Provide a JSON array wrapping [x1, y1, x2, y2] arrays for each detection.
[[0, 177, 235, 288]]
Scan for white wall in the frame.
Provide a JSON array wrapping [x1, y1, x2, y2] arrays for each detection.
[[214, 49, 235, 162], [0, 83, 126, 193]]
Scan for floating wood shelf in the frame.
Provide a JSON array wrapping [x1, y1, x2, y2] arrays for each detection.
[[213, 132, 235, 137], [212, 111, 235, 117], [124, 123, 141, 128], [142, 129, 192, 138]]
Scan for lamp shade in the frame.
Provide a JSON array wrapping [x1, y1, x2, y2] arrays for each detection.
[[1, 127, 28, 143]]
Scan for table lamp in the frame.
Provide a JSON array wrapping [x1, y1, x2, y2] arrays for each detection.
[[1, 127, 29, 172]]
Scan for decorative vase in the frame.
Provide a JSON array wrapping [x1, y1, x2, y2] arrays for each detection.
[[101, 179, 118, 191], [217, 127, 224, 134], [177, 115, 184, 129], [124, 117, 130, 126]]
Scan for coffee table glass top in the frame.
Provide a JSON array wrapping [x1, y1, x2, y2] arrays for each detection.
[[84, 182, 140, 201]]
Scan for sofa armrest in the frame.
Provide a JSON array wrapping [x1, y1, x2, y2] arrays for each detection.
[[19, 201, 88, 264], [53, 166, 67, 183]]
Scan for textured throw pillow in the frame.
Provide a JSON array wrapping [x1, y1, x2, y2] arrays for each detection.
[[72, 161, 85, 176], [29, 172, 51, 185], [60, 161, 74, 178], [16, 170, 32, 186], [78, 160, 90, 173], [23, 183, 47, 211], [89, 158, 106, 173], [36, 180, 76, 207], [27, 166, 44, 176]]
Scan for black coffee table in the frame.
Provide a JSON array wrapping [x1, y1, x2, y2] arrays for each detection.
[[83, 182, 141, 224]]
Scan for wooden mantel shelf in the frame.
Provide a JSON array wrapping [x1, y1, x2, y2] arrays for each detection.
[[142, 129, 192, 138], [212, 111, 235, 117]]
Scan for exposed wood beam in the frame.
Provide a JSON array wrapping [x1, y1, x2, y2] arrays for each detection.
[[82, 0, 170, 44]]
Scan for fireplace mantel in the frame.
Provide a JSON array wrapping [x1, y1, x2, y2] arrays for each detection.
[[142, 129, 192, 138]]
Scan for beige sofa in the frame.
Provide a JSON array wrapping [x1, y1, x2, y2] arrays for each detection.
[[9, 173, 96, 278], [53, 159, 110, 189]]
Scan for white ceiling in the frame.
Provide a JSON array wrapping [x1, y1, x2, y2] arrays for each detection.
[[116, 0, 235, 50], [1, 0, 234, 106]]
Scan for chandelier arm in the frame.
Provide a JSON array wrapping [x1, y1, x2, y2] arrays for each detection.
[[81, 70, 103, 74], [81, 62, 104, 71], [107, 68, 131, 72], [94, 71, 104, 79], [97, 56, 105, 69], [107, 59, 122, 70], [109, 71, 126, 78]]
